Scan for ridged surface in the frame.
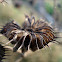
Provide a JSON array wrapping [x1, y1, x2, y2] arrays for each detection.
[[0, 15, 56, 54]]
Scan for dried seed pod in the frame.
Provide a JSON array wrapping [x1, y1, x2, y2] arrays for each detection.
[[0, 15, 60, 54]]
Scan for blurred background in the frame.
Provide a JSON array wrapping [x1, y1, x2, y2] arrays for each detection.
[[0, 0, 62, 62]]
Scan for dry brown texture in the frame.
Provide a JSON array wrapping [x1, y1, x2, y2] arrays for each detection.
[[0, 16, 55, 54]]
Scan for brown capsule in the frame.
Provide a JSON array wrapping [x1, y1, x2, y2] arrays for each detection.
[[0, 15, 59, 54]]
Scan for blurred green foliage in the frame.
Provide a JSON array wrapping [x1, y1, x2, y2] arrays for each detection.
[[45, 3, 54, 15], [58, 57, 62, 62]]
